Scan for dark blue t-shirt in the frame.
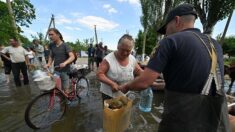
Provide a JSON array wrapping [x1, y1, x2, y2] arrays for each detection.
[[147, 28, 224, 94], [87, 47, 95, 57]]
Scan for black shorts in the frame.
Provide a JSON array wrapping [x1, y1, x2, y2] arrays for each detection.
[[4, 64, 12, 74]]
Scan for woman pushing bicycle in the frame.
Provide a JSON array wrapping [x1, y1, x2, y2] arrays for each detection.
[[44, 28, 75, 94]]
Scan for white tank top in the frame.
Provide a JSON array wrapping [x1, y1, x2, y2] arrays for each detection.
[[100, 52, 137, 98]]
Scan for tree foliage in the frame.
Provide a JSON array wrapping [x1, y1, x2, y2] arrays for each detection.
[[0, 0, 35, 45], [135, 28, 158, 55], [67, 39, 89, 52], [185, 0, 235, 34], [220, 35, 235, 56], [12, 0, 36, 29], [136, 0, 235, 56], [136, 0, 182, 55], [0, 1, 16, 45], [31, 32, 50, 45]]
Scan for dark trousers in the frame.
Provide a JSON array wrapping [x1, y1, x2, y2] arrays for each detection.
[[11, 62, 29, 86], [96, 57, 103, 67]]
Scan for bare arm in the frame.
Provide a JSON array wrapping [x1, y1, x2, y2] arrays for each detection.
[[60, 52, 75, 67], [96, 59, 119, 92], [0, 53, 10, 61], [134, 63, 144, 76], [45, 52, 53, 68], [119, 67, 160, 92], [25, 55, 29, 65], [66, 52, 75, 65]]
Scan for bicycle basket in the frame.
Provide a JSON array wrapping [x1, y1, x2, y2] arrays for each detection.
[[68, 68, 78, 78], [34, 76, 55, 91]]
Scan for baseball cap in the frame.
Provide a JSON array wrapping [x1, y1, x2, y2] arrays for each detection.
[[157, 3, 198, 34]]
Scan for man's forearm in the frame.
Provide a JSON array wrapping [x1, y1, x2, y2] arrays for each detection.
[[1, 53, 10, 61]]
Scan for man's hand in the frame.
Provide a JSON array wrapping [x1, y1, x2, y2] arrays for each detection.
[[118, 83, 129, 94], [28, 64, 36, 71], [44, 64, 51, 69]]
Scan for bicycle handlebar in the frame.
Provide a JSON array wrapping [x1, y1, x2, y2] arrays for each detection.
[[45, 65, 60, 73]]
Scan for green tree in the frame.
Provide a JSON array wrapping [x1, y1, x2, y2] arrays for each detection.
[[0, 0, 35, 45], [0, 1, 15, 45], [67, 39, 89, 52], [220, 36, 235, 56], [185, 0, 235, 34], [31, 32, 50, 45], [12, 0, 36, 29], [136, 0, 182, 56]]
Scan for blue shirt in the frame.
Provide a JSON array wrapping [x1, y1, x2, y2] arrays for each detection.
[[147, 28, 224, 93]]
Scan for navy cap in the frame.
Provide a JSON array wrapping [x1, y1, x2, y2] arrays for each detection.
[[157, 4, 198, 34]]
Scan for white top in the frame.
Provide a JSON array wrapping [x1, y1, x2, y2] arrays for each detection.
[[27, 51, 35, 59], [100, 52, 137, 98], [1, 46, 28, 63]]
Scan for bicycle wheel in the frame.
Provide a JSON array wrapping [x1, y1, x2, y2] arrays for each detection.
[[25, 92, 66, 129], [76, 76, 89, 98]]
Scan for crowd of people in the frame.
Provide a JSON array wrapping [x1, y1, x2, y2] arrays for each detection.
[[0, 28, 110, 92], [87, 42, 110, 71]]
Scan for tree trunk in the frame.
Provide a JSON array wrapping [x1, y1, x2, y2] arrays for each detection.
[[142, 28, 148, 62], [163, 0, 173, 20], [94, 25, 98, 44], [6, 0, 20, 43], [220, 11, 233, 45]]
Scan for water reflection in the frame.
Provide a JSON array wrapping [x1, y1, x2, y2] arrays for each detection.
[[7, 69, 235, 131]]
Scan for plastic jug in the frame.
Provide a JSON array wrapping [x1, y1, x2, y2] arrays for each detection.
[[139, 87, 153, 112]]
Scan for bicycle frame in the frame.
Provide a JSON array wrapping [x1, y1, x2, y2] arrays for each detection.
[[47, 75, 78, 110]]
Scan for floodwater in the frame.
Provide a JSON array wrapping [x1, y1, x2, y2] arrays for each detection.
[[0, 68, 165, 132]]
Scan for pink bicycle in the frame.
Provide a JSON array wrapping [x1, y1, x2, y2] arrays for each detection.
[[24, 66, 89, 129]]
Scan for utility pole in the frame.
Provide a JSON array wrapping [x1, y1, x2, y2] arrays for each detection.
[[6, 0, 21, 43], [44, 14, 56, 41], [94, 25, 98, 44], [220, 11, 233, 45]]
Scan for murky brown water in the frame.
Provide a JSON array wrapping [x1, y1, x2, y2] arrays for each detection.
[[0, 68, 166, 132]]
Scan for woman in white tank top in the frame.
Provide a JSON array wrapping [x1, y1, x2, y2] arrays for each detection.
[[96, 34, 143, 101]]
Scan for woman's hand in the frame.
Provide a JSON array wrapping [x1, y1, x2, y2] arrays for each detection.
[[111, 83, 119, 92]]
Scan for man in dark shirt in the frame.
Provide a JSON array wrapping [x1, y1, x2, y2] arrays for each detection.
[[44, 44, 50, 63], [87, 44, 95, 70], [119, 4, 230, 132], [0, 45, 11, 83], [45, 28, 75, 94]]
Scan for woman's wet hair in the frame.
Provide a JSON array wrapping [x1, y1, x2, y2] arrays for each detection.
[[118, 34, 134, 45], [48, 28, 64, 42]]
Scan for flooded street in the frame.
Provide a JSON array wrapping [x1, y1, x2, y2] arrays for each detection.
[[0, 67, 165, 132]]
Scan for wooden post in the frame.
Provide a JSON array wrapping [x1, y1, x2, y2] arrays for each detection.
[[94, 25, 98, 44], [44, 14, 55, 41]]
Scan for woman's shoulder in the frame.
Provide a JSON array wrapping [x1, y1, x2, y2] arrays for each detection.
[[129, 54, 137, 61], [104, 52, 114, 59]]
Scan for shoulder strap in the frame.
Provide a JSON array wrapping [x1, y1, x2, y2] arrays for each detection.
[[190, 32, 222, 95]]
